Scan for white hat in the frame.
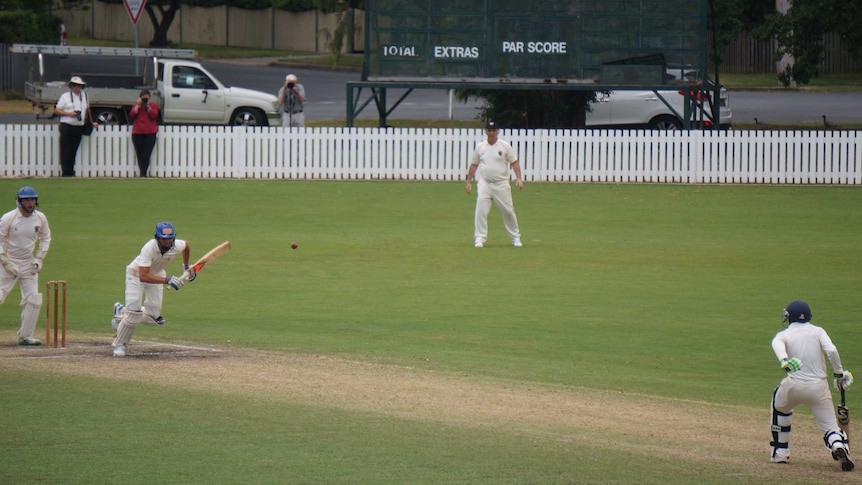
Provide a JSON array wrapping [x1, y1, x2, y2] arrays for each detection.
[[68, 76, 86, 87]]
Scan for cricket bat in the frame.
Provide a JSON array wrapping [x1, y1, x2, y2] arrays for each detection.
[[838, 386, 850, 444], [182, 241, 231, 281]]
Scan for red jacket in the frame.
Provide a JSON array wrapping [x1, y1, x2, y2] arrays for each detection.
[[130, 103, 160, 135]]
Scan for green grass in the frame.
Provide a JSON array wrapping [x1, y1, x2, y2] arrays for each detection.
[[4, 180, 862, 400], [1, 177, 861, 483]]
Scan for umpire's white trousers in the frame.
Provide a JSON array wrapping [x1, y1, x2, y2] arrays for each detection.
[[474, 179, 521, 243]]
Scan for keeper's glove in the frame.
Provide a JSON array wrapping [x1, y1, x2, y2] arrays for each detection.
[[781, 357, 802, 373], [1, 254, 19, 278], [834, 371, 854, 391]]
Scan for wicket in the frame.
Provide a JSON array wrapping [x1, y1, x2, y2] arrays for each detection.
[[45, 280, 67, 348]]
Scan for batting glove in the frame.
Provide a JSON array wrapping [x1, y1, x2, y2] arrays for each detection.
[[32, 257, 43, 274], [166, 275, 184, 291], [834, 371, 854, 391], [183, 264, 196, 282], [781, 357, 802, 373]]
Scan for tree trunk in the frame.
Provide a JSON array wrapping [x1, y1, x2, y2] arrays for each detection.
[[775, 0, 795, 86], [144, 0, 182, 47]]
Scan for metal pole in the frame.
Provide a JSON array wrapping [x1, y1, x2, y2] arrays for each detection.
[[135, 24, 140, 76]]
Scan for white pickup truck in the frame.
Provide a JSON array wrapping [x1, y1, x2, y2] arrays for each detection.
[[17, 45, 281, 127]]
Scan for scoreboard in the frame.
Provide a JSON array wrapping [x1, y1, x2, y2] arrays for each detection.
[[363, 0, 709, 87]]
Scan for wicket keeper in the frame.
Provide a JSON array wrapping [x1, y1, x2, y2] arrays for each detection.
[[0, 187, 52, 345]]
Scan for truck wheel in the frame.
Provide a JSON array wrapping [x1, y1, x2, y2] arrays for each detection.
[[231, 108, 266, 127], [92, 108, 126, 126], [649, 115, 682, 130]]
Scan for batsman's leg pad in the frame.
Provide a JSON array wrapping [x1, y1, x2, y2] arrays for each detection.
[[112, 310, 146, 347], [825, 430, 849, 455], [771, 388, 792, 462], [112, 320, 136, 348], [18, 292, 42, 339]]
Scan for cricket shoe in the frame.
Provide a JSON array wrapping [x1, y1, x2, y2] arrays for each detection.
[[770, 448, 790, 464], [832, 447, 854, 471], [111, 302, 125, 330], [474, 239, 484, 248], [18, 337, 42, 346], [512, 238, 523, 247], [113, 345, 126, 357], [155, 316, 166, 326]]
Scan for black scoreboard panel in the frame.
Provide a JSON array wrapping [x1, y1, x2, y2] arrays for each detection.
[[364, 0, 707, 86]]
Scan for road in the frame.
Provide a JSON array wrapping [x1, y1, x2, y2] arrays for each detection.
[[2, 56, 860, 126]]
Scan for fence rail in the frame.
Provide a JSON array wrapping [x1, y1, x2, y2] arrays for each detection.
[[1, 125, 860, 184]]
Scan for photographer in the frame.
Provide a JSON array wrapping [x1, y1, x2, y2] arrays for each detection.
[[53, 76, 98, 177], [129, 89, 160, 177], [277, 74, 306, 127]]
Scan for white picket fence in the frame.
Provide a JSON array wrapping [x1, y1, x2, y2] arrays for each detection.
[[1, 124, 860, 184]]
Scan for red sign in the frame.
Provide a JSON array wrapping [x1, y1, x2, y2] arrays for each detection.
[[123, 0, 147, 25]]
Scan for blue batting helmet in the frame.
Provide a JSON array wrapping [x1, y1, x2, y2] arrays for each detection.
[[783, 300, 812, 324], [17, 186, 38, 200], [154, 222, 176, 239]]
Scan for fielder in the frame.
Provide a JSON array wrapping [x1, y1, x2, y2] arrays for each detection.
[[770, 300, 854, 471], [111, 222, 194, 357], [0, 187, 51, 345], [465, 120, 524, 248]]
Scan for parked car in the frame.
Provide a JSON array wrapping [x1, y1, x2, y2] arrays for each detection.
[[19, 45, 281, 127], [586, 69, 732, 130]]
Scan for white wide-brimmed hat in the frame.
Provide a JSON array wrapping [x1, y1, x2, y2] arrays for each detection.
[[67, 76, 86, 87]]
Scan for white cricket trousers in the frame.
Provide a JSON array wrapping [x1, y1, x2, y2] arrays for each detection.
[[0, 266, 41, 339], [474, 179, 521, 243], [773, 377, 841, 434], [124, 267, 164, 319]]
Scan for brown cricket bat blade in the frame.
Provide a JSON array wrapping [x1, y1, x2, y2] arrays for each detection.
[[184, 241, 231, 280]]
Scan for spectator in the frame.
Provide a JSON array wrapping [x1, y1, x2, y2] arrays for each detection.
[[277, 74, 306, 127], [53, 76, 98, 177], [129, 89, 160, 177]]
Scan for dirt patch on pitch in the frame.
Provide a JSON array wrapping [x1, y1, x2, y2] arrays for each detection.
[[0, 333, 856, 483]]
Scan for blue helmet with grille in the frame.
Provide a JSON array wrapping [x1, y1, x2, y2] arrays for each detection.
[[16, 186, 39, 213], [154, 222, 176, 240], [783, 300, 812, 324], [17, 186, 38, 200]]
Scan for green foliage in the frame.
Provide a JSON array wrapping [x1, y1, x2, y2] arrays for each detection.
[[707, 0, 744, 66], [274, 0, 315, 11], [0, 0, 54, 12], [754, 0, 862, 86], [455, 89, 598, 129], [317, 3, 350, 62], [0, 10, 61, 44]]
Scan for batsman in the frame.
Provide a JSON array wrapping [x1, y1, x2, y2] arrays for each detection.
[[770, 300, 854, 471], [110, 222, 195, 357]]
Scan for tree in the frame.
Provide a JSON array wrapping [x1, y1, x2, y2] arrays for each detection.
[[755, 0, 862, 86], [141, 0, 182, 47], [455, 89, 597, 129]]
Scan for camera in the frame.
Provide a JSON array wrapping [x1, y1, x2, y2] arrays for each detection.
[[141, 97, 149, 104], [287, 82, 295, 89], [74, 110, 82, 121]]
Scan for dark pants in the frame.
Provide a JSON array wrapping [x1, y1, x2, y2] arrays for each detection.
[[59, 123, 84, 177], [132, 133, 157, 177]]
